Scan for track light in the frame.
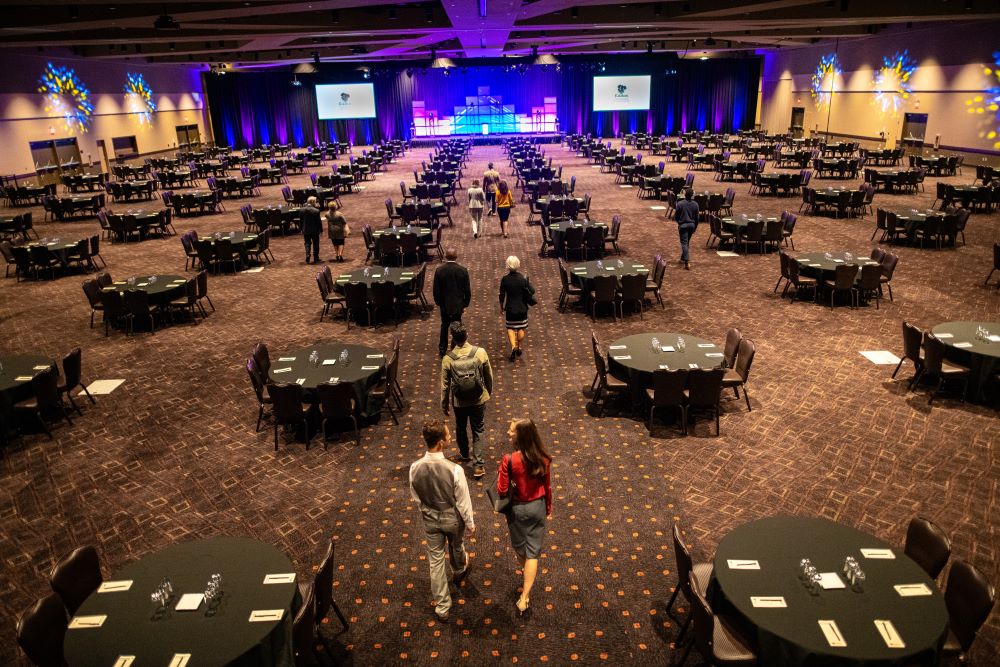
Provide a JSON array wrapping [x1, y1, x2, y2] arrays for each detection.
[[291, 75, 302, 86], [704, 35, 717, 46]]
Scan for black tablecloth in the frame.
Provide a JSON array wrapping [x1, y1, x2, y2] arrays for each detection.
[[570, 260, 647, 288], [607, 332, 723, 407], [931, 320, 1000, 402], [64, 536, 296, 667], [712, 516, 948, 667], [268, 343, 384, 418], [102, 274, 187, 301], [796, 252, 880, 280]]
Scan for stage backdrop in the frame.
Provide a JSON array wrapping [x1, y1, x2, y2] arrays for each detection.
[[204, 55, 760, 148]]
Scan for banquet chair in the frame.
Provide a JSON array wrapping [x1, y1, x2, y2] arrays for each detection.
[[677, 572, 758, 667], [318, 381, 361, 443], [892, 322, 925, 390], [589, 344, 628, 417], [917, 335, 970, 405], [617, 273, 646, 319], [590, 274, 618, 321], [58, 347, 95, 415], [16, 593, 67, 667], [740, 219, 765, 255], [401, 263, 430, 315], [774, 252, 791, 294], [853, 264, 883, 309], [268, 382, 313, 450], [645, 257, 666, 310], [370, 280, 400, 330], [215, 238, 243, 274], [82, 280, 105, 328], [246, 357, 272, 432], [13, 367, 72, 439], [316, 273, 345, 323], [50, 546, 103, 615], [538, 224, 555, 258], [904, 517, 952, 581], [821, 264, 859, 309], [253, 342, 272, 376], [879, 252, 899, 301], [124, 289, 156, 335], [722, 329, 743, 370], [400, 233, 422, 265], [196, 270, 214, 314], [604, 216, 622, 256], [563, 226, 586, 262], [940, 559, 996, 663], [646, 369, 688, 433], [292, 583, 318, 666], [302, 540, 350, 635], [367, 351, 402, 426], [763, 219, 784, 253], [721, 338, 755, 412], [583, 225, 605, 260], [667, 523, 715, 642], [557, 261, 584, 312], [343, 282, 372, 330], [985, 243, 1000, 287], [684, 368, 725, 435]]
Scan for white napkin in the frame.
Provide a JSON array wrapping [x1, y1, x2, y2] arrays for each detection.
[[169, 654, 191, 667], [697, 343, 715, 348], [662, 346, 675, 352], [113, 657, 135, 667], [818, 573, 846, 589], [818, 620, 847, 647], [658, 364, 671, 370], [750, 596, 786, 608], [98, 580, 133, 593], [295, 378, 306, 385], [366, 354, 385, 358], [860, 548, 895, 559], [361, 365, 381, 370], [874, 619, 906, 648], [953, 342, 973, 348], [263, 573, 297, 584], [689, 363, 700, 369], [988, 335, 1000, 343], [175, 593, 204, 611], [705, 353, 724, 358], [608, 345, 627, 350], [894, 583, 933, 597], [272, 368, 291, 374], [612, 355, 632, 360], [14, 376, 33, 381], [32, 364, 51, 370], [328, 377, 340, 383], [322, 359, 336, 366], [69, 615, 107, 629], [249, 609, 285, 622], [934, 333, 953, 339], [277, 356, 297, 361], [727, 559, 760, 570]]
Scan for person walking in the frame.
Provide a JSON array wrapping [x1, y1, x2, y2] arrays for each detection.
[[432, 247, 472, 358], [300, 196, 322, 264], [441, 322, 493, 480], [409, 420, 475, 622], [498, 255, 535, 362], [496, 181, 515, 238], [467, 179, 485, 239], [325, 200, 348, 262], [496, 418, 552, 617], [483, 162, 501, 215], [674, 188, 699, 270]]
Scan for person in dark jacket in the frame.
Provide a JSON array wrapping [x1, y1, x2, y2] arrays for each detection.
[[674, 188, 699, 270], [498, 255, 535, 362], [300, 196, 322, 264], [432, 247, 472, 357]]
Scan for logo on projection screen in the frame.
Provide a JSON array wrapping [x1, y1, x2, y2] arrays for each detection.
[[340, 93, 350, 103], [616, 85, 628, 96]]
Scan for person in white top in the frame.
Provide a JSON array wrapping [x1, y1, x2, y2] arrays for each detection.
[[409, 420, 475, 622], [467, 179, 485, 239]]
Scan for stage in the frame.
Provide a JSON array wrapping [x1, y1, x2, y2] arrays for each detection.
[[408, 132, 563, 147]]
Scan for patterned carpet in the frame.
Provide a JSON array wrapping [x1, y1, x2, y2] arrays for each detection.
[[1, 140, 998, 666]]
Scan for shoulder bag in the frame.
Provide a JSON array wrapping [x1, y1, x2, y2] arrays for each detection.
[[485, 455, 517, 513]]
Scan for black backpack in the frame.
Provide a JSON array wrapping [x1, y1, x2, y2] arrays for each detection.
[[447, 347, 484, 401]]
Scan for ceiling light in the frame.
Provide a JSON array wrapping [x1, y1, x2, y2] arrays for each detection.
[[154, 14, 180, 30], [291, 75, 302, 86]]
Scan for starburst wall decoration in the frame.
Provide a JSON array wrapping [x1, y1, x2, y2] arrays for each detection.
[[811, 54, 841, 109], [872, 50, 917, 115], [124, 72, 157, 126], [38, 63, 94, 133], [967, 52, 1000, 148]]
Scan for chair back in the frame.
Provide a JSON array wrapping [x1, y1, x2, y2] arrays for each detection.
[[50, 546, 102, 614], [764, 219, 784, 242], [124, 288, 152, 323], [651, 369, 687, 407], [870, 247, 886, 263], [685, 368, 724, 408], [671, 524, 696, 601], [833, 263, 859, 290], [16, 593, 67, 667], [858, 264, 881, 290], [733, 338, 755, 382], [922, 335, 946, 375], [313, 541, 336, 623], [880, 252, 898, 278], [82, 280, 102, 308], [744, 219, 764, 242], [563, 225, 584, 253], [904, 517, 952, 580], [29, 366, 62, 411], [370, 280, 396, 308], [292, 583, 317, 662], [268, 382, 306, 423], [723, 328, 742, 368], [344, 281, 369, 311], [378, 233, 400, 258], [591, 274, 617, 302], [99, 288, 127, 319], [619, 272, 645, 301], [583, 225, 604, 250], [944, 559, 996, 652], [688, 573, 716, 663], [317, 381, 357, 421], [558, 261, 571, 291], [62, 347, 84, 390], [252, 342, 271, 375], [247, 357, 268, 404]]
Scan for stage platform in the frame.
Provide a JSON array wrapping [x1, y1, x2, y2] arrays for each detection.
[[408, 132, 563, 147]]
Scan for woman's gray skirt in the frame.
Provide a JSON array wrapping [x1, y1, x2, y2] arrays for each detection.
[[505, 497, 546, 559]]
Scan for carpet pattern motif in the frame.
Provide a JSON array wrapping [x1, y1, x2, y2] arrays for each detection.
[[1, 141, 998, 665]]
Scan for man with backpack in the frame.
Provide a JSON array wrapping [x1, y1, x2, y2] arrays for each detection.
[[441, 321, 493, 479]]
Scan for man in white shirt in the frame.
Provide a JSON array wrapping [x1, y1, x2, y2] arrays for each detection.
[[409, 420, 475, 622]]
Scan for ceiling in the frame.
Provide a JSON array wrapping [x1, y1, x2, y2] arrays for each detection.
[[3, 0, 1000, 66]]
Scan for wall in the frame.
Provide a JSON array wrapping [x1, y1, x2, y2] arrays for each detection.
[[0, 50, 207, 176], [759, 22, 1000, 152]]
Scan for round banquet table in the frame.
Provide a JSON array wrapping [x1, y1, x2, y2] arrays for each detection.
[[570, 259, 648, 288], [101, 274, 188, 307], [607, 332, 724, 408], [373, 225, 433, 244], [0, 354, 55, 437], [712, 516, 948, 667], [64, 536, 297, 667], [332, 267, 415, 291], [931, 320, 1000, 403], [267, 343, 384, 419], [796, 252, 881, 280], [895, 209, 945, 238], [548, 219, 605, 256]]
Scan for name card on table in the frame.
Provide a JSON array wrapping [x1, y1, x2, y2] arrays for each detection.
[[263, 573, 297, 584], [662, 346, 675, 352], [705, 353, 724, 358], [818, 620, 847, 647], [894, 583, 933, 597], [861, 548, 895, 559], [750, 596, 787, 608], [169, 654, 191, 667], [175, 593, 204, 611], [277, 357, 297, 361], [727, 559, 760, 570], [249, 609, 285, 622], [989, 335, 1000, 343], [322, 359, 336, 366], [934, 333, 953, 339], [32, 365, 51, 370], [953, 342, 973, 348], [98, 580, 133, 593], [367, 354, 385, 359], [689, 363, 700, 369], [295, 378, 306, 385], [272, 368, 291, 374], [697, 343, 715, 348], [658, 365, 671, 370], [113, 656, 135, 667], [608, 345, 627, 350], [360, 366, 381, 371], [14, 376, 34, 381], [808, 263, 821, 267], [818, 573, 846, 590], [69, 615, 107, 629], [328, 377, 340, 383], [875, 619, 906, 648], [612, 355, 632, 361]]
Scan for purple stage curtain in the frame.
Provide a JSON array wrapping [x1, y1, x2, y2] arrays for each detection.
[[204, 56, 760, 148]]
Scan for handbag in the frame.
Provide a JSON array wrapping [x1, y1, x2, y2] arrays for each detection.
[[485, 455, 516, 513], [524, 275, 537, 307]]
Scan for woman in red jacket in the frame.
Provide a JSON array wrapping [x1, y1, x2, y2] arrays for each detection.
[[496, 418, 552, 616]]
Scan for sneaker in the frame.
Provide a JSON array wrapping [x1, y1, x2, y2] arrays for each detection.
[[473, 465, 485, 479], [450, 454, 472, 463]]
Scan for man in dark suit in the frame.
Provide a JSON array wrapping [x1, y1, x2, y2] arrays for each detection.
[[300, 196, 322, 263], [433, 247, 472, 357]]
